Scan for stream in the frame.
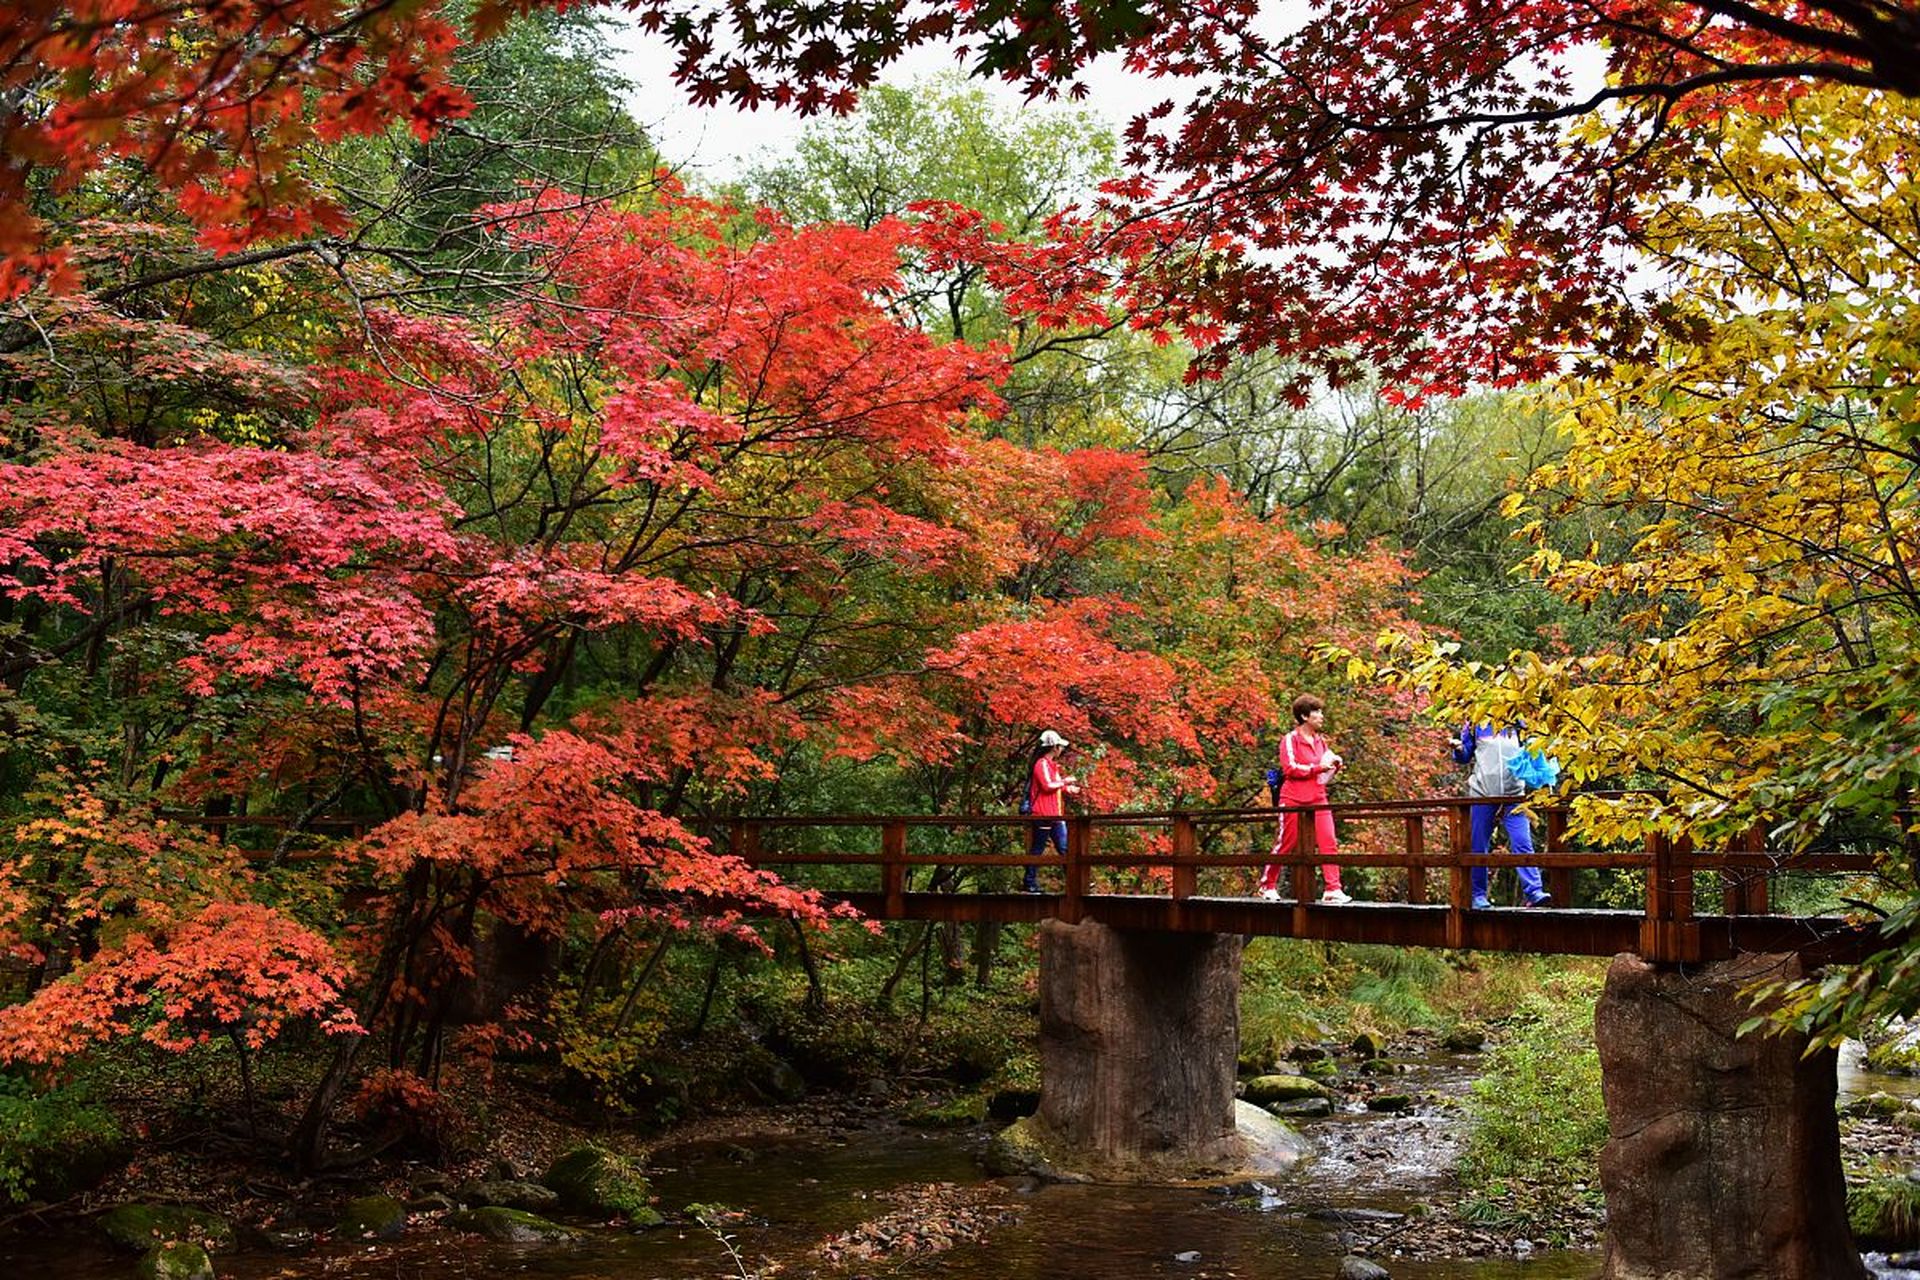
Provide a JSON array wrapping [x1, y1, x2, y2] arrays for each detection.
[[8, 1041, 1920, 1279]]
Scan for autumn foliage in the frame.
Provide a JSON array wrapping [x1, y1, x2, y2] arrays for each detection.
[[0, 143, 1439, 1159]]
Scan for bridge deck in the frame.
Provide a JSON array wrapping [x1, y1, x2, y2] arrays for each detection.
[[729, 797, 1890, 964], [825, 892, 1872, 962]]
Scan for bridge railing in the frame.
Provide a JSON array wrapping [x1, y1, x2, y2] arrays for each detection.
[[725, 797, 1888, 962]]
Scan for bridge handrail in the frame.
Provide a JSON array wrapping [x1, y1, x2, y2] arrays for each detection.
[[720, 797, 1892, 963]]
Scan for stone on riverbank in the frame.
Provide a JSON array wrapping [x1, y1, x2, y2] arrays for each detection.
[[446, 1207, 585, 1245], [542, 1146, 659, 1226], [337, 1195, 407, 1240], [1337, 1255, 1392, 1280], [985, 1101, 1307, 1185], [1242, 1074, 1331, 1105], [904, 1093, 988, 1128], [453, 1179, 560, 1212], [139, 1240, 214, 1280], [100, 1204, 235, 1253]]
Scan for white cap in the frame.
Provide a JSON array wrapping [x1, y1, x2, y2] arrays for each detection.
[[1038, 729, 1069, 749]]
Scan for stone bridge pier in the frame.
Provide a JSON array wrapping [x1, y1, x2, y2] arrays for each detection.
[[995, 919, 1305, 1183], [1594, 952, 1864, 1280], [1004, 927, 1865, 1277]]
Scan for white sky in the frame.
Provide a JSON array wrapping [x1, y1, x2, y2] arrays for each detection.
[[601, 18, 1159, 181]]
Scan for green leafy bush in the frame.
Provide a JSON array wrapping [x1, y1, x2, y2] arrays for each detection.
[[1850, 1167, 1920, 1246], [0, 1074, 126, 1204], [1454, 980, 1608, 1235]]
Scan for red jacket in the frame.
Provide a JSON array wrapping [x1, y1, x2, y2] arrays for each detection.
[[1278, 727, 1334, 805], [1030, 755, 1071, 818]]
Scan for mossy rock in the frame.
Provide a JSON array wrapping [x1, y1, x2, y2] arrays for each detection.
[[452, 1179, 559, 1212], [1365, 1094, 1416, 1113], [744, 1055, 808, 1104], [978, 1117, 1095, 1183], [337, 1195, 408, 1241], [1299, 1057, 1339, 1081], [139, 1241, 214, 1280], [445, 1207, 585, 1245], [1866, 1028, 1920, 1075], [1359, 1059, 1404, 1077], [1266, 1097, 1333, 1119], [1241, 1074, 1331, 1105], [1441, 1026, 1487, 1052], [1349, 1031, 1386, 1060], [1847, 1091, 1915, 1119], [903, 1093, 988, 1129], [542, 1146, 655, 1224], [100, 1204, 235, 1254], [1850, 1172, 1920, 1247]]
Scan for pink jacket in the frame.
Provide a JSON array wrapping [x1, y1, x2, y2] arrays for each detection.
[[1278, 727, 1334, 805]]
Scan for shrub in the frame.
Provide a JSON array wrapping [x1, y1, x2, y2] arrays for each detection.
[[0, 1074, 126, 1204], [1454, 980, 1609, 1236]]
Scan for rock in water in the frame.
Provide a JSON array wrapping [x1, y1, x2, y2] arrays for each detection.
[[445, 1207, 584, 1245], [139, 1241, 214, 1280], [1337, 1256, 1392, 1280], [337, 1195, 407, 1241]]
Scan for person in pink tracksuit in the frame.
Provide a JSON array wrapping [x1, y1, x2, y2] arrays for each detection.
[[1258, 694, 1351, 904]]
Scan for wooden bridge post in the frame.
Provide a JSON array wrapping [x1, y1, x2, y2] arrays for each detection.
[[1722, 824, 1770, 916], [1290, 805, 1316, 930], [1063, 815, 1092, 922], [881, 820, 907, 918], [1170, 813, 1197, 901], [1544, 804, 1574, 907], [1445, 801, 1470, 949], [1640, 831, 1701, 963], [1405, 813, 1427, 904]]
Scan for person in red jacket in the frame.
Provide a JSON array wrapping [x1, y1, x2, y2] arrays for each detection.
[[1023, 729, 1081, 893], [1258, 694, 1351, 904]]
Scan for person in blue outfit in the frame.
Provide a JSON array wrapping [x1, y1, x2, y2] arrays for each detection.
[[1454, 723, 1550, 909]]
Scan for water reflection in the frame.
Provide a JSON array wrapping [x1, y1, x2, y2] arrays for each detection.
[[0, 1116, 1598, 1280]]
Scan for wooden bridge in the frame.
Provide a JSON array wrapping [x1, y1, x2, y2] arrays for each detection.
[[727, 795, 1884, 965]]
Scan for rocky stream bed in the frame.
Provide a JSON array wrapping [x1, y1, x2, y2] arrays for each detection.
[[6, 1030, 1920, 1280]]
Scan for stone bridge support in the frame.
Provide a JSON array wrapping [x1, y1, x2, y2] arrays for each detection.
[[1000, 919, 1303, 1183], [1595, 952, 1864, 1280]]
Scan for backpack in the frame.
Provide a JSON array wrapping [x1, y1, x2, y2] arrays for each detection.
[[1006, 759, 1035, 815], [1468, 729, 1525, 797]]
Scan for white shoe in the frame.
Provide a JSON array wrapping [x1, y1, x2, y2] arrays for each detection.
[[1320, 890, 1353, 905], [1259, 888, 1280, 902]]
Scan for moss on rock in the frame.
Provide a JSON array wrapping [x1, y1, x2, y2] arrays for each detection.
[[138, 1241, 214, 1280], [337, 1195, 407, 1241], [100, 1204, 235, 1254], [541, 1146, 655, 1225], [1241, 1074, 1331, 1105], [903, 1093, 988, 1129], [446, 1207, 585, 1245]]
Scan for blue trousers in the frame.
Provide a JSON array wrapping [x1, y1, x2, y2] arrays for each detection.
[[1470, 802, 1545, 902], [1026, 819, 1066, 891]]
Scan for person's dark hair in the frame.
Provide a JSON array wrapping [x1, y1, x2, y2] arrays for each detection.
[[1291, 693, 1324, 723]]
